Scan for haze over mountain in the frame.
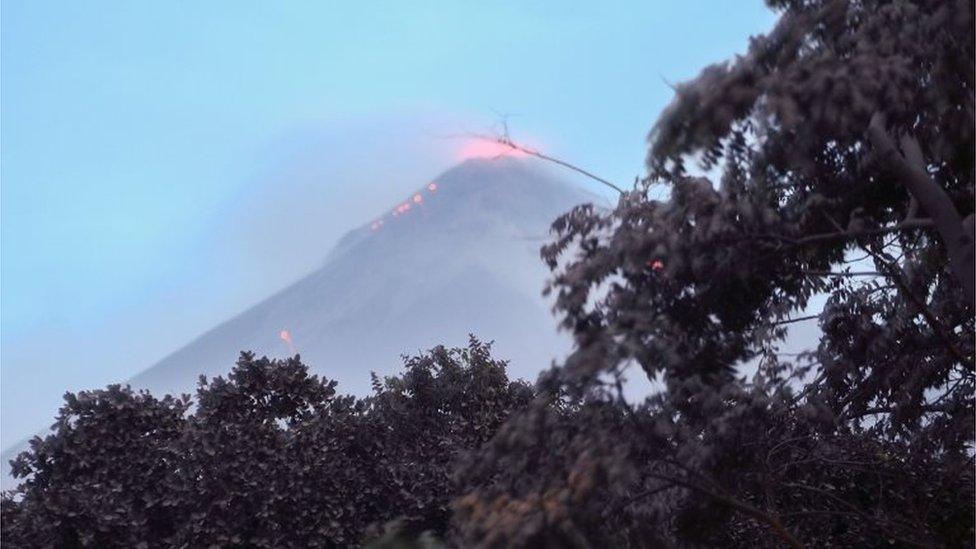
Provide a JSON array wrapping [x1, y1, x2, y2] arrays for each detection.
[[1, 156, 599, 487], [130, 156, 597, 396]]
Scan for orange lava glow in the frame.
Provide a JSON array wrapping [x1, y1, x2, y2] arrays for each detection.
[[457, 138, 529, 161], [376, 182, 442, 229], [279, 329, 296, 353]]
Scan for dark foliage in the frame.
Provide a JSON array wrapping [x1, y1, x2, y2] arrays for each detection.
[[1, 339, 532, 548], [450, 0, 974, 546]]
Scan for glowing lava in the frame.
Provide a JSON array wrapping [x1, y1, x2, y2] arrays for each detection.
[[457, 138, 530, 161], [279, 329, 296, 354], [374, 181, 441, 231]]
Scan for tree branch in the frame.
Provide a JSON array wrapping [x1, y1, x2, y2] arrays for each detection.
[[801, 270, 884, 277], [771, 314, 820, 326], [784, 482, 929, 547], [867, 113, 975, 308], [482, 134, 627, 195], [745, 218, 934, 248], [645, 471, 805, 549], [858, 243, 973, 370]]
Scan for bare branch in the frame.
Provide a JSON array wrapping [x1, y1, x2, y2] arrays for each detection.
[[770, 314, 820, 326], [644, 471, 805, 549], [473, 133, 627, 195], [858, 243, 973, 370], [801, 270, 885, 277], [744, 218, 934, 249]]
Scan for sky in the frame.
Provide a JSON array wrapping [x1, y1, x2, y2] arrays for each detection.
[[1, 1, 777, 448]]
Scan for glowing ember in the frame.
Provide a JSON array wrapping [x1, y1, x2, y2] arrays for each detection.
[[279, 329, 296, 353], [427, 182, 437, 192], [457, 138, 530, 161], [412, 193, 423, 204]]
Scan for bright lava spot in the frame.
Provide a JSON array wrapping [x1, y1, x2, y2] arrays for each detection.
[[279, 329, 296, 353], [457, 138, 530, 161], [413, 193, 422, 204]]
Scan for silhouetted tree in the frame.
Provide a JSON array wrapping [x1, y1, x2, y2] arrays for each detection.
[[1, 339, 532, 548], [453, 0, 974, 546], [1, 387, 189, 547]]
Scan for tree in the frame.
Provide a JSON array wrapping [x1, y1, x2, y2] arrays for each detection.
[[2, 338, 532, 548], [453, 0, 974, 546], [1, 387, 189, 547]]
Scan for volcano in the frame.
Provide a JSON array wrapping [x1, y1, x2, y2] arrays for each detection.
[[2, 157, 599, 487], [127, 156, 597, 398]]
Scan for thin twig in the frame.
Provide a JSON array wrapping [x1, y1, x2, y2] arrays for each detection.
[[746, 218, 934, 249], [645, 471, 805, 549], [475, 133, 627, 195], [856, 243, 972, 369], [801, 270, 884, 277], [771, 314, 820, 326]]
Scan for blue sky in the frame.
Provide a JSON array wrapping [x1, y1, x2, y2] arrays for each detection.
[[1, 1, 776, 447]]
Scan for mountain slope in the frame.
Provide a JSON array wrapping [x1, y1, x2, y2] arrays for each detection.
[[2, 157, 596, 488], [128, 156, 595, 397]]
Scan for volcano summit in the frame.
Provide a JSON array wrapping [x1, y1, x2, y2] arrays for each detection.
[[127, 156, 598, 398]]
